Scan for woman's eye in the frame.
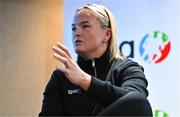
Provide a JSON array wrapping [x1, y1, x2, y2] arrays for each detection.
[[82, 25, 90, 29]]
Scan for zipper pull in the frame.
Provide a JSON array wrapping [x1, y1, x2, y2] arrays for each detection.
[[92, 59, 97, 77], [92, 59, 95, 67]]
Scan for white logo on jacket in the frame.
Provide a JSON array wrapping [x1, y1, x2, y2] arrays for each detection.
[[67, 88, 82, 95]]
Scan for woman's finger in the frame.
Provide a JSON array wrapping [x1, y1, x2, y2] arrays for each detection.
[[57, 42, 72, 59], [53, 53, 69, 67], [52, 45, 69, 59]]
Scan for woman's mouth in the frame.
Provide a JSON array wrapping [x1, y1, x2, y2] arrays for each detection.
[[75, 40, 82, 45]]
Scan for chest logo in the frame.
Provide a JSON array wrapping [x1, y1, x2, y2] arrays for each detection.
[[67, 88, 82, 95]]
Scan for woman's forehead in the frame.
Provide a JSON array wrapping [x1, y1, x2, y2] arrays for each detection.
[[73, 9, 98, 24], [75, 9, 96, 18]]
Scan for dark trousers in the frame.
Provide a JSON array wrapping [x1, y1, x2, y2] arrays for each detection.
[[97, 92, 153, 116]]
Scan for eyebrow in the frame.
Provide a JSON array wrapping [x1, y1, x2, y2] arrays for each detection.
[[71, 21, 90, 27]]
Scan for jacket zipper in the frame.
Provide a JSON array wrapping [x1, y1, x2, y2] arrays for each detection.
[[92, 59, 97, 77], [91, 59, 98, 115]]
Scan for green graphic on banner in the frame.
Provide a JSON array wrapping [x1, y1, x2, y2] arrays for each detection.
[[154, 109, 169, 117]]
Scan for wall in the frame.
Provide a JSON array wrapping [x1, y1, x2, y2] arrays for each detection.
[[0, 0, 63, 115]]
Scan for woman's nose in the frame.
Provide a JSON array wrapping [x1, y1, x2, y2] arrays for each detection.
[[75, 26, 82, 37]]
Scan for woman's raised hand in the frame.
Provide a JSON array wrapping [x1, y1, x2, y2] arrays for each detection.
[[52, 42, 91, 90]]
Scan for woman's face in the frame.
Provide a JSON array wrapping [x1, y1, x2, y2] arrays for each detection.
[[72, 8, 110, 59]]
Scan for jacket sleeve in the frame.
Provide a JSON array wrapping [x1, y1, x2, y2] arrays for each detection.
[[86, 59, 148, 106], [39, 70, 64, 116]]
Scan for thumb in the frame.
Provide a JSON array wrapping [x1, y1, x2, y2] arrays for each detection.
[[56, 64, 66, 73]]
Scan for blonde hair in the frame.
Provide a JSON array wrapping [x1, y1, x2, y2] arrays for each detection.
[[76, 3, 123, 61]]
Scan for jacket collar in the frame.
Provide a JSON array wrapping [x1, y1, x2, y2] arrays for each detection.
[[77, 50, 111, 68]]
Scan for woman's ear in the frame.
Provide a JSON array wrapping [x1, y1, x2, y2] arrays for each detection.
[[103, 28, 112, 43]]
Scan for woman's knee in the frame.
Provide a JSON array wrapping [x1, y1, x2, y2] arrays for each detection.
[[98, 91, 153, 116]]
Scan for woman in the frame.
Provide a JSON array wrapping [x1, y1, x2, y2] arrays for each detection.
[[39, 3, 152, 116]]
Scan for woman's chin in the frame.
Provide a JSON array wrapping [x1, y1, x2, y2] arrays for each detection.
[[75, 49, 85, 55], [75, 48, 82, 53]]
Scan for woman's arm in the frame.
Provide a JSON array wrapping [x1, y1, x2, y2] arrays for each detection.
[[86, 60, 148, 106], [39, 70, 64, 116]]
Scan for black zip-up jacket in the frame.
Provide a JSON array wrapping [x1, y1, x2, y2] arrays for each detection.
[[39, 51, 148, 116]]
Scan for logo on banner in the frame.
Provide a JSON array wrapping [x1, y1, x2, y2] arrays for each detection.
[[119, 31, 171, 64], [139, 31, 171, 64], [154, 109, 169, 117]]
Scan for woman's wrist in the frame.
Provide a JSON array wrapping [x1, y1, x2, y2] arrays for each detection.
[[79, 73, 92, 91]]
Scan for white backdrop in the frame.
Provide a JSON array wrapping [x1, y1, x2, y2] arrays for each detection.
[[64, 0, 180, 116]]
